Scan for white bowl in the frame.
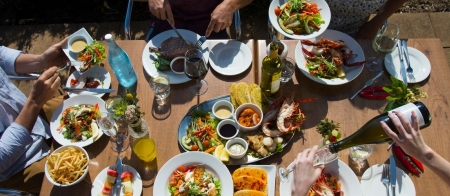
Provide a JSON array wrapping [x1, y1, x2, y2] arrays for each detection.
[[233, 103, 263, 132], [266, 41, 288, 59], [45, 145, 90, 187], [217, 119, 239, 140], [68, 35, 88, 54], [225, 138, 248, 159], [170, 57, 186, 74], [212, 100, 234, 120]]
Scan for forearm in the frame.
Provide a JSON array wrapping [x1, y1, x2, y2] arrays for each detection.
[[14, 98, 41, 131], [420, 149, 450, 186], [221, 0, 253, 12], [371, 0, 407, 27], [0, 123, 33, 174], [14, 53, 46, 74]]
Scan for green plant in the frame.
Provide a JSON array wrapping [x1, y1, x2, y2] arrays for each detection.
[[110, 92, 145, 124], [382, 76, 427, 112]]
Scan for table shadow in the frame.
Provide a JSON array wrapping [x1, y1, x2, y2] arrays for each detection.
[[124, 152, 158, 188], [151, 97, 171, 120], [49, 172, 92, 196]]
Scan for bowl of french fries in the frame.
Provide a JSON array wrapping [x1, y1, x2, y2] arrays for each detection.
[[45, 145, 90, 187]]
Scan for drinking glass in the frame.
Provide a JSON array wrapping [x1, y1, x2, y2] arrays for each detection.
[[149, 74, 170, 105], [105, 95, 124, 119], [349, 144, 374, 166], [184, 48, 209, 95], [366, 23, 400, 72], [132, 135, 157, 162], [58, 62, 72, 88], [280, 57, 296, 82], [97, 112, 129, 152]]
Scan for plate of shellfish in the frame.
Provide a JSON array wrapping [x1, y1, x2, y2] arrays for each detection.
[[177, 82, 316, 165], [295, 29, 365, 85]]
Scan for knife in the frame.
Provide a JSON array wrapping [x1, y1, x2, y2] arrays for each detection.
[[401, 39, 412, 71], [390, 155, 397, 196], [167, 19, 191, 46], [115, 156, 123, 196], [62, 87, 115, 93], [397, 40, 408, 86]]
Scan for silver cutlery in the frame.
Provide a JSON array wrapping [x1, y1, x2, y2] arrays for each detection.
[[390, 155, 397, 196], [350, 71, 384, 100], [196, 36, 206, 49], [402, 39, 415, 82], [397, 40, 408, 86], [115, 156, 123, 196], [167, 19, 191, 46], [382, 164, 391, 196], [62, 87, 116, 93]]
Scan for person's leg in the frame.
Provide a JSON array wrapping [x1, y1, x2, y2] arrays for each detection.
[[41, 89, 65, 123], [0, 157, 46, 194]]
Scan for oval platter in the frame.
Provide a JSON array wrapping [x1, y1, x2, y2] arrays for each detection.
[[177, 95, 295, 165]]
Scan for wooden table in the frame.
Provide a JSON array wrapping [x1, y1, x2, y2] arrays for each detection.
[[40, 38, 450, 196]]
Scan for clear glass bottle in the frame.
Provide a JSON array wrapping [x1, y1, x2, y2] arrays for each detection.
[[104, 34, 137, 88], [260, 42, 282, 97]]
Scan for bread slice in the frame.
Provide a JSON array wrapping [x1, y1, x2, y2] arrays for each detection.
[[234, 190, 267, 196], [235, 82, 250, 105], [233, 175, 267, 193], [232, 167, 267, 183], [230, 83, 239, 108], [250, 88, 270, 113]]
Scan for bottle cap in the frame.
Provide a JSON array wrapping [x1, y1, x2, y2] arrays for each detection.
[[104, 34, 112, 40]]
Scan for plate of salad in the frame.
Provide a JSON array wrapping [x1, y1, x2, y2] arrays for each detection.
[[50, 94, 107, 147], [268, 0, 331, 40], [153, 152, 233, 196]]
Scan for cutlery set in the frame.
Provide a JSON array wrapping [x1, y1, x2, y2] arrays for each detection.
[[398, 39, 415, 83], [382, 156, 397, 196]]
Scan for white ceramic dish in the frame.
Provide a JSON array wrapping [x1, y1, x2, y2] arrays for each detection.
[[208, 40, 252, 76], [212, 100, 234, 120], [217, 119, 240, 140], [361, 164, 415, 196], [50, 95, 107, 147], [268, 0, 331, 40], [170, 57, 186, 74], [225, 137, 248, 159], [66, 65, 112, 98], [280, 159, 362, 196], [385, 46, 431, 83], [142, 29, 210, 84], [295, 29, 365, 85], [233, 103, 263, 132], [69, 35, 88, 54], [153, 152, 233, 196], [266, 41, 288, 59], [45, 145, 89, 187], [239, 165, 276, 196], [62, 28, 94, 62], [91, 164, 143, 196]]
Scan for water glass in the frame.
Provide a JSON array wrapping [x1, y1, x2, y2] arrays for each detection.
[[97, 112, 129, 152], [105, 95, 124, 119], [366, 23, 400, 72], [280, 57, 296, 82], [149, 74, 170, 105], [349, 144, 374, 166]]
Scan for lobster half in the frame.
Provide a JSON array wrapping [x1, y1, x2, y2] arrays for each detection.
[[392, 143, 424, 175]]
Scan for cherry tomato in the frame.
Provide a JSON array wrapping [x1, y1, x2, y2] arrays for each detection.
[[274, 7, 281, 16], [70, 78, 78, 86], [168, 175, 177, 186], [191, 145, 199, 151], [177, 165, 186, 173], [202, 140, 210, 148]]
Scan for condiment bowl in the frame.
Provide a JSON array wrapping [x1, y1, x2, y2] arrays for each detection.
[[170, 57, 186, 74], [233, 103, 263, 132], [225, 137, 248, 159], [45, 145, 90, 187], [212, 100, 234, 120], [266, 41, 288, 59], [68, 35, 88, 54], [217, 119, 239, 140]]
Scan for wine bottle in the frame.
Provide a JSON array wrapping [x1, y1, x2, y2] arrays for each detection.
[[105, 34, 137, 88], [328, 102, 431, 153], [260, 42, 282, 97]]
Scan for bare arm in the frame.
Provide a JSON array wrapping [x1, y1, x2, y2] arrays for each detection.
[[291, 145, 324, 196], [205, 0, 253, 37]]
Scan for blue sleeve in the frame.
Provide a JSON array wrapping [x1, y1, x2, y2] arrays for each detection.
[[0, 122, 33, 174], [0, 46, 23, 76]]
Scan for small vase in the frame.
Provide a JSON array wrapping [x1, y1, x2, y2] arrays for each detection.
[[128, 118, 148, 138]]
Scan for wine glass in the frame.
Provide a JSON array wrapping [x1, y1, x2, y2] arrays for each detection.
[[184, 48, 209, 95], [105, 95, 124, 120], [97, 112, 129, 152], [349, 144, 374, 167], [366, 23, 400, 72]]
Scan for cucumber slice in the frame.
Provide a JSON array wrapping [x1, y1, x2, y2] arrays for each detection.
[[181, 136, 192, 150]]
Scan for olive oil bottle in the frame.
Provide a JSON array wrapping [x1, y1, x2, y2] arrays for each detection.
[[260, 42, 282, 97], [328, 102, 431, 153]]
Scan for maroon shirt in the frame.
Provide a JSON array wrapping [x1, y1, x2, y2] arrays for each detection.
[[149, 0, 228, 39]]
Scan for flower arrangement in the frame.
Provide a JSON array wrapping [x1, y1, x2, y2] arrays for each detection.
[[382, 76, 428, 112], [109, 92, 145, 133]]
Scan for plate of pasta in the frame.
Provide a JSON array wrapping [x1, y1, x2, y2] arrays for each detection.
[[279, 159, 361, 196]]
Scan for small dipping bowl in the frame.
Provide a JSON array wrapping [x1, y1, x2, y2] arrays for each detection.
[[212, 100, 234, 120], [233, 103, 263, 132], [69, 35, 88, 54], [266, 41, 288, 59], [225, 137, 248, 159], [170, 57, 186, 74], [217, 119, 239, 140]]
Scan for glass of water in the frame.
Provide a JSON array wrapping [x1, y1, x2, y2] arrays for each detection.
[[149, 74, 170, 105], [349, 144, 374, 166], [280, 57, 296, 82], [97, 112, 129, 152]]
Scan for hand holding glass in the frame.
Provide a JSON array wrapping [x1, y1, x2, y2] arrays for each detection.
[[184, 49, 209, 95], [366, 23, 400, 72]]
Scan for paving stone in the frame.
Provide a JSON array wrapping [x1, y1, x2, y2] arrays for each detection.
[[31, 24, 78, 54], [79, 23, 121, 41], [444, 48, 450, 68], [120, 20, 152, 40], [388, 13, 435, 39], [429, 13, 450, 47], [0, 25, 35, 51]]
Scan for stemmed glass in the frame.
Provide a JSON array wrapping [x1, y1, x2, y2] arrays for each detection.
[[349, 144, 374, 167], [184, 48, 209, 95], [366, 23, 400, 72], [97, 112, 129, 152]]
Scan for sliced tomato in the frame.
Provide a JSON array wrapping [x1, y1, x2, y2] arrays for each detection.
[[274, 7, 281, 16]]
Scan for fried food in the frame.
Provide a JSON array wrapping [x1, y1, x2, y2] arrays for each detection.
[[232, 167, 267, 183], [233, 175, 267, 193], [229, 82, 270, 113], [234, 190, 266, 196], [46, 147, 88, 184]]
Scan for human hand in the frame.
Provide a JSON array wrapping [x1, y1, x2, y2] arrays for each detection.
[[291, 145, 324, 196], [380, 111, 431, 161], [41, 38, 69, 69], [205, 3, 233, 37], [29, 66, 60, 108], [148, 0, 174, 25]]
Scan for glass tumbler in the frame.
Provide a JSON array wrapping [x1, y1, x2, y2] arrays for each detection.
[[280, 57, 296, 82], [149, 74, 170, 105]]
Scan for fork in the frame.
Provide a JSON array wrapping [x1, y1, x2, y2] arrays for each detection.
[[402, 39, 415, 82], [382, 164, 391, 196], [196, 36, 206, 49]]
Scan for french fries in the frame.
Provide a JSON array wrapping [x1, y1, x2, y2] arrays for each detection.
[[47, 147, 89, 184]]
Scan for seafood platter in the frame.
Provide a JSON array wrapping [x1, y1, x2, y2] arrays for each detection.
[[177, 82, 315, 165]]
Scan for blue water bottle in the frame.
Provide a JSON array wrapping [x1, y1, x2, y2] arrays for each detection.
[[105, 34, 137, 88]]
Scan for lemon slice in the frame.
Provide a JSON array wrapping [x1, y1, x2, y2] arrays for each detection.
[[219, 146, 229, 162], [214, 145, 224, 159], [355, 150, 369, 158], [91, 122, 100, 140]]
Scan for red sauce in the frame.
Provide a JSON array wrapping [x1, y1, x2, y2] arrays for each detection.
[[172, 59, 184, 73]]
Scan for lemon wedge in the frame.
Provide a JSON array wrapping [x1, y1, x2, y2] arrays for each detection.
[[214, 145, 224, 159], [219, 146, 229, 162], [91, 122, 100, 140]]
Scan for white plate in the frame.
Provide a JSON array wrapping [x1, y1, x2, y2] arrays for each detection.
[[153, 152, 233, 196], [295, 29, 365, 85], [62, 28, 94, 62], [50, 95, 107, 147], [268, 0, 331, 40], [209, 40, 252, 76], [142, 29, 210, 84], [66, 66, 112, 98], [280, 159, 362, 196], [385, 47, 431, 83], [361, 164, 415, 196], [240, 165, 276, 196], [91, 164, 143, 196]]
